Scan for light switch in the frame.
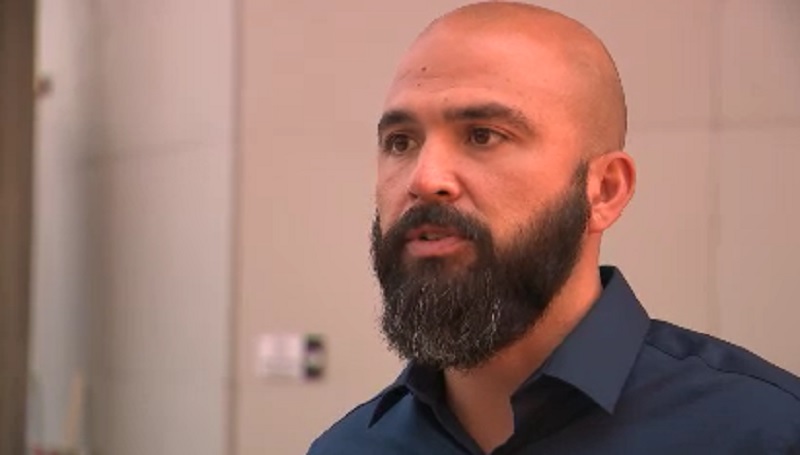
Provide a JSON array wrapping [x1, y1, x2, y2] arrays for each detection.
[[256, 333, 327, 381]]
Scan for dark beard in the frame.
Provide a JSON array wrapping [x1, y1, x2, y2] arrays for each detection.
[[371, 163, 590, 371]]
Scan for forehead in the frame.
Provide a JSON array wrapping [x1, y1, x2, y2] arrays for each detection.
[[383, 29, 578, 120]]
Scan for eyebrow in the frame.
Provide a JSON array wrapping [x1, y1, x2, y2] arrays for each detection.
[[377, 110, 418, 136], [377, 102, 533, 136], [444, 103, 533, 134]]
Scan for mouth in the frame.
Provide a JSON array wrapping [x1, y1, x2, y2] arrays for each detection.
[[404, 224, 469, 258]]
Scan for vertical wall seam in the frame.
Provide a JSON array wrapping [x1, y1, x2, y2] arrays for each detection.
[[706, 0, 727, 336], [227, 0, 243, 453]]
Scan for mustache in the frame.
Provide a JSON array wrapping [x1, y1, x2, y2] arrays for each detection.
[[381, 204, 486, 244]]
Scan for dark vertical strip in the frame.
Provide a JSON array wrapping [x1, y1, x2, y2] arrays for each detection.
[[0, 0, 35, 453]]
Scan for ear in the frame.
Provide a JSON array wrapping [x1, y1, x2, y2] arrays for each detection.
[[586, 151, 636, 234]]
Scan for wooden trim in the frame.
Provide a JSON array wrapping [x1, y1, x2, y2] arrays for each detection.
[[0, 0, 35, 453]]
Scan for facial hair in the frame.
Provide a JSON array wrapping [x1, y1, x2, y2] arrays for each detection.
[[371, 163, 590, 371]]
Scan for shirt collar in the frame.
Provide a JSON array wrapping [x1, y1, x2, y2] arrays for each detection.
[[369, 266, 650, 426], [529, 266, 650, 413], [368, 361, 441, 427]]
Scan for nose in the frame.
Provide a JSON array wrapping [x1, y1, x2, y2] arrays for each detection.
[[407, 143, 462, 204]]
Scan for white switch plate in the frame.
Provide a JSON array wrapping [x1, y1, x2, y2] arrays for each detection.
[[256, 333, 305, 380]]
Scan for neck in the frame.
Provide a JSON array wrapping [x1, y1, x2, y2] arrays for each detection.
[[443, 262, 602, 453]]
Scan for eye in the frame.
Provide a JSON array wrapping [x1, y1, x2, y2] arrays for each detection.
[[382, 133, 419, 155], [468, 127, 505, 147]]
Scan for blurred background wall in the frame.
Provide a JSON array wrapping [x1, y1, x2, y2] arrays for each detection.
[[26, 1, 799, 454], [29, 0, 234, 453]]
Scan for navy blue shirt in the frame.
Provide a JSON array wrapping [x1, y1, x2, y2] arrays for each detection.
[[308, 267, 800, 454]]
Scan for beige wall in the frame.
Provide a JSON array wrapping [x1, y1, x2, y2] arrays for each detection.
[[86, 0, 235, 453], [28, 0, 96, 447], [237, 1, 800, 454], [714, 0, 800, 374], [31, 0, 235, 453]]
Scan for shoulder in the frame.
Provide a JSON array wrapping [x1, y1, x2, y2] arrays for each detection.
[[644, 320, 800, 402], [306, 390, 387, 455], [640, 320, 800, 448]]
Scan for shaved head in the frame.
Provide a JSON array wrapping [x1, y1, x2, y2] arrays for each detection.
[[393, 1, 627, 156], [374, 1, 636, 371]]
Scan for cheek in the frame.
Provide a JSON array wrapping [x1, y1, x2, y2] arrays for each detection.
[[470, 171, 549, 243], [472, 169, 528, 212], [375, 170, 407, 232]]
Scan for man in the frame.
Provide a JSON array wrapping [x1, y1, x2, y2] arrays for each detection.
[[308, 2, 800, 454]]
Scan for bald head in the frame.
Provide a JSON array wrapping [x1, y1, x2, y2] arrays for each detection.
[[393, 1, 627, 155]]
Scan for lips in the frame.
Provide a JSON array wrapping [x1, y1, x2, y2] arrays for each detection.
[[406, 224, 461, 241], [405, 224, 468, 257]]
